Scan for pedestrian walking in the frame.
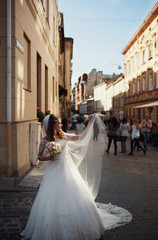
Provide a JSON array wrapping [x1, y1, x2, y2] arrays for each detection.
[[141, 115, 152, 150], [62, 117, 68, 132], [21, 114, 132, 239], [128, 118, 146, 155], [106, 117, 119, 155], [119, 117, 130, 153], [93, 119, 99, 140]]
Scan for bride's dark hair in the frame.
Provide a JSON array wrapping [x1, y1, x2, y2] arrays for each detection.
[[47, 114, 65, 141]]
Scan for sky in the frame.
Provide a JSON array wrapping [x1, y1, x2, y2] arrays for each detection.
[[58, 0, 158, 87]]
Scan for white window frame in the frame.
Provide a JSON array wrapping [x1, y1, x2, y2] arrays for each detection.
[[156, 71, 158, 88], [143, 49, 146, 63], [143, 77, 146, 91], [137, 53, 140, 67], [156, 38, 158, 53], [137, 79, 140, 93], [133, 82, 135, 94], [149, 43, 153, 59], [149, 73, 153, 91]]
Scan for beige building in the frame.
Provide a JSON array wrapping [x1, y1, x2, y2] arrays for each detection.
[[113, 75, 126, 120], [93, 82, 107, 112], [75, 69, 113, 114], [122, 2, 158, 123], [64, 37, 73, 123], [58, 13, 73, 125], [75, 74, 87, 111], [0, 0, 60, 178], [85, 69, 107, 99], [104, 75, 125, 119]]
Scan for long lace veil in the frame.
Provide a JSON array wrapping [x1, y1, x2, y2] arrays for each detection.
[[43, 114, 106, 200], [67, 114, 106, 200]]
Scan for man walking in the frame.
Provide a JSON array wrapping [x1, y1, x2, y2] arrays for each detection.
[[141, 115, 152, 150]]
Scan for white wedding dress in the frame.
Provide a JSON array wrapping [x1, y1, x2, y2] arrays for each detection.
[[21, 115, 132, 240]]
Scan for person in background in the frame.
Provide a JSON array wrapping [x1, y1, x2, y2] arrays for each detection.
[[62, 117, 68, 132], [150, 122, 158, 146], [93, 119, 99, 140], [119, 117, 130, 153], [106, 117, 119, 155], [141, 115, 152, 151], [76, 118, 85, 134], [128, 118, 146, 155]]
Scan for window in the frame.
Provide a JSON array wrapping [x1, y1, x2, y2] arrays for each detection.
[[37, 53, 41, 108], [137, 53, 140, 67], [24, 33, 31, 90], [137, 79, 140, 93], [46, 0, 49, 22], [133, 82, 135, 94], [156, 38, 158, 53], [129, 61, 131, 75], [45, 65, 48, 110], [149, 73, 153, 90], [149, 43, 153, 59], [132, 58, 135, 72], [124, 65, 127, 76], [143, 77, 146, 91], [53, 16, 55, 44], [129, 84, 131, 96], [156, 71, 158, 88], [143, 49, 146, 63], [52, 76, 55, 102]]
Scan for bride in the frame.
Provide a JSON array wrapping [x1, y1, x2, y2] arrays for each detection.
[[21, 114, 132, 240]]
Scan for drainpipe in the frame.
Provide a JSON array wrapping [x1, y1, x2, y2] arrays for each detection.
[[7, 0, 12, 177]]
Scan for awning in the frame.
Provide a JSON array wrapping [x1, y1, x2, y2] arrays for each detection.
[[134, 101, 158, 108]]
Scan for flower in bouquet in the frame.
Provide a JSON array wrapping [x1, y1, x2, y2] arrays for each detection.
[[44, 142, 61, 156]]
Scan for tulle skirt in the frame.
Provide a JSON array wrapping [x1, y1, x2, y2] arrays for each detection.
[[21, 153, 132, 240]]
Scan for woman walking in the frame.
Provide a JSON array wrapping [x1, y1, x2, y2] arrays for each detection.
[[120, 117, 130, 153], [106, 117, 119, 155], [128, 118, 146, 155]]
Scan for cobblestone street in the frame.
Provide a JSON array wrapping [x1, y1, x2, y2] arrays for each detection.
[[0, 141, 158, 240]]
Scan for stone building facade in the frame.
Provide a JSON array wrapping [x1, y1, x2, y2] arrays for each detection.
[[64, 37, 73, 123], [0, 0, 72, 178], [93, 82, 107, 113], [58, 13, 73, 124], [75, 69, 116, 114], [122, 2, 158, 123]]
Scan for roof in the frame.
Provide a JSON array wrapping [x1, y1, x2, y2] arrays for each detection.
[[122, 2, 158, 55]]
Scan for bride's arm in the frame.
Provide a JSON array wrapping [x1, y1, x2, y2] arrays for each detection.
[[65, 132, 80, 141], [38, 150, 54, 161], [37, 139, 54, 161], [68, 135, 80, 141]]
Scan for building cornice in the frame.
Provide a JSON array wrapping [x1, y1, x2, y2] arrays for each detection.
[[122, 2, 158, 55]]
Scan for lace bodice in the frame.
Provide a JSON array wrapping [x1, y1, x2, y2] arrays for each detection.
[[38, 133, 75, 155]]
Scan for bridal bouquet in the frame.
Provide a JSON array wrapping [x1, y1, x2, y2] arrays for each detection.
[[44, 142, 62, 156]]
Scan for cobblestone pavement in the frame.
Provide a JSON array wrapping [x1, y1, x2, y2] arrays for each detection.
[[0, 139, 158, 240]]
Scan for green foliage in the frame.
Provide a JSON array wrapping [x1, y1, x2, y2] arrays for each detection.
[[45, 110, 51, 116], [37, 109, 45, 123]]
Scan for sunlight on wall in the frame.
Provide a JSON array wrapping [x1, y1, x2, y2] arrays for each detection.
[[45, 43, 48, 53], [21, 84, 25, 119], [17, 59, 25, 120], [106, 87, 113, 111], [17, 58, 24, 81], [17, 81, 25, 120], [17, 82, 21, 120], [19, 0, 23, 6]]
